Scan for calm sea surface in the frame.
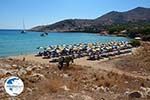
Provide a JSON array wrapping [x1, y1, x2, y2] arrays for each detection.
[[0, 30, 129, 57]]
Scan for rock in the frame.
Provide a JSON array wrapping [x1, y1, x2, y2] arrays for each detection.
[[0, 69, 7, 74], [63, 74, 69, 78], [69, 93, 94, 100], [12, 64, 18, 68], [0, 69, 13, 76], [69, 93, 78, 99], [4, 64, 11, 68], [69, 94, 74, 99], [100, 98, 105, 100], [140, 86, 146, 91], [111, 85, 118, 91], [60, 85, 70, 91], [140, 87, 150, 98], [128, 91, 142, 98], [99, 86, 109, 92], [26, 87, 32, 94], [17, 68, 27, 76], [26, 66, 33, 71], [124, 81, 128, 84], [147, 91, 150, 98], [91, 87, 95, 91], [8, 58, 13, 60], [144, 87, 150, 98], [53, 71, 57, 74], [124, 91, 130, 96], [82, 95, 94, 100], [0, 81, 4, 92], [99, 86, 105, 92], [33, 73, 45, 78], [28, 73, 45, 83]]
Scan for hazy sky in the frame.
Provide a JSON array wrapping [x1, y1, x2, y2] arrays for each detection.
[[0, 0, 150, 29]]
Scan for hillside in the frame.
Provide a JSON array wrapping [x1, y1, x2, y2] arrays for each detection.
[[31, 7, 150, 33]]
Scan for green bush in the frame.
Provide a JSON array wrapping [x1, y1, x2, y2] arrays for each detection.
[[142, 35, 150, 41], [130, 39, 141, 47]]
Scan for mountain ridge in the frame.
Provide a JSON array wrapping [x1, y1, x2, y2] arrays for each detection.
[[31, 7, 150, 32]]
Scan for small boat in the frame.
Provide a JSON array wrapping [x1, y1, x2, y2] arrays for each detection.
[[40, 33, 45, 37], [44, 32, 48, 35], [21, 20, 26, 34], [21, 30, 26, 33], [40, 32, 48, 37]]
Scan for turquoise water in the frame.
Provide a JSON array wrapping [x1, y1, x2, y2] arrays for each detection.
[[0, 30, 129, 57]]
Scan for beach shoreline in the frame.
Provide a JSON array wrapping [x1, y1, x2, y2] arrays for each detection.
[[8, 48, 135, 65]]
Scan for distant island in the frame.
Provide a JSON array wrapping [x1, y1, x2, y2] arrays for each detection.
[[31, 7, 150, 40]]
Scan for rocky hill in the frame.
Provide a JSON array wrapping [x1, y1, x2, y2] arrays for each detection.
[[31, 7, 150, 32]]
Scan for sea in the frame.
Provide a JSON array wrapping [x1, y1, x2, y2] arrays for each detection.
[[0, 30, 129, 57]]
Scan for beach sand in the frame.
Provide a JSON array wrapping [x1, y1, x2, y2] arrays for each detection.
[[10, 52, 132, 66], [10, 54, 51, 64]]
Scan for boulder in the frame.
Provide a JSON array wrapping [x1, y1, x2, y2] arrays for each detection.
[[12, 64, 18, 69], [82, 95, 94, 100], [69, 93, 94, 100], [60, 85, 70, 91], [145, 87, 150, 99], [4, 64, 11, 68], [63, 74, 69, 78], [28, 73, 45, 83], [17, 68, 27, 76], [0, 69, 12, 76], [128, 91, 142, 98]]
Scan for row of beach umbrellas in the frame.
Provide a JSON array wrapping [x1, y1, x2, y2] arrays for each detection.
[[37, 41, 132, 54]]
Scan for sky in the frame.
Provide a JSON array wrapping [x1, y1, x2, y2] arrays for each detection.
[[0, 0, 150, 29]]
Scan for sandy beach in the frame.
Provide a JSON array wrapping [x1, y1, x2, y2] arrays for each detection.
[[9, 51, 133, 67], [10, 54, 51, 64]]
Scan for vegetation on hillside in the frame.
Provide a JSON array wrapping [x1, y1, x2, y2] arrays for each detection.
[[104, 21, 150, 40], [129, 39, 141, 47]]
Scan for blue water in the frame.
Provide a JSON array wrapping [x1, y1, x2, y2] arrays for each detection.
[[0, 30, 129, 57]]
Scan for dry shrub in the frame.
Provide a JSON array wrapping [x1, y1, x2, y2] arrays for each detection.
[[0, 72, 12, 79], [38, 78, 63, 93], [68, 81, 80, 91], [100, 76, 105, 80], [26, 71, 32, 75], [95, 71, 141, 91], [104, 81, 111, 87], [63, 64, 84, 71], [115, 42, 150, 72], [0, 74, 5, 78]]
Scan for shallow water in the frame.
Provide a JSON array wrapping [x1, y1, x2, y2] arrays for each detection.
[[0, 30, 129, 57]]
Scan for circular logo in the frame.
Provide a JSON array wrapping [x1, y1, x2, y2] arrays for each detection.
[[4, 76, 24, 96]]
